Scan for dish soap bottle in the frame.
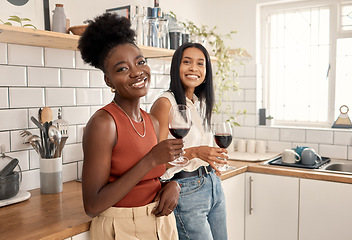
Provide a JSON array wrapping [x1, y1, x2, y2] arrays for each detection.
[[52, 4, 66, 33]]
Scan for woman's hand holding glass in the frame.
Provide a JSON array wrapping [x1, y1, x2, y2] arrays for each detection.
[[213, 122, 235, 171], [190, 146, 228, 174], [168, 105, 191, 166], [149, 139, 184, 166]]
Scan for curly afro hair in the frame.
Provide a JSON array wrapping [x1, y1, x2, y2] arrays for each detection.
[[78, 13, 136, 71]]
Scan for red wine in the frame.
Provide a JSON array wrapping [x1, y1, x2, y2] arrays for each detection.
[[214, 134, 232, 148], [169, 128, 190, 139]]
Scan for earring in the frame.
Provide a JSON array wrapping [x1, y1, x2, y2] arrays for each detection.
[[111, 88, 116, 93]]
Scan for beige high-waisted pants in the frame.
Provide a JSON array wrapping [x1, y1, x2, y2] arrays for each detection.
[[89, 202, 178, 240]]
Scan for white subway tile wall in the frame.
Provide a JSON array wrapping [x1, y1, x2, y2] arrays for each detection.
[[75, 51, 92, 70], [63, 162, 78, 182], [46, 88, 76, 106], [0, 109, 28, 131], [280, 128, 306, 143], [256, 127, 280, 141], [1, 45, 352, 193], [242, 114, 256, 127], [0, 132, 10, 151], [306, 130, 334, 145], [0, 43, 7, 64], [76, 88, 103, 106], [44, 48, 75, 68], [89, 70, 105, 87], [233, 126, 256, 139], [61, 69, 89, 87], [0, 65, 26, 86], [319, 144, 348, 160], [267, 141, 292, 153], [28, 67, 60, 87], [0, 88, 8, 108], [9, 87, 45, 108], [334, 131, 352, 145], [8, 44, 44, 66]]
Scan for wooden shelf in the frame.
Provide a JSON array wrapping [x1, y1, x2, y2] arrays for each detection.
[[0, 24, 175, 59], [0, 24, 217, 61]]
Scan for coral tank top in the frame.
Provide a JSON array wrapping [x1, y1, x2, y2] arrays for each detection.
[[102, 103, 166, 207]]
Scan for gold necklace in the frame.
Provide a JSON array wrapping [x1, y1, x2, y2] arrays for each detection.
[[112, 99, 146, 138]]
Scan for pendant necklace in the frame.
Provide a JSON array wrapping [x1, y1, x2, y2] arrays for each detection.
[[112, 99, 146, 138]]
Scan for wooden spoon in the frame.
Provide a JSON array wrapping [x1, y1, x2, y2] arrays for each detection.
[[41, 107, 53, 123]]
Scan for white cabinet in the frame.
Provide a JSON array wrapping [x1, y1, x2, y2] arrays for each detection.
[[299, 178, 352, 240], [65, 231, 90, 240], [222, 173, 245, 240], [223, 172, 352, 240], [72, 231, 90, 240], [245, 173, 299, 240]]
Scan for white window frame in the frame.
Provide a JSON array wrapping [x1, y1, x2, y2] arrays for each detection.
[[259, 0, 352, 128]]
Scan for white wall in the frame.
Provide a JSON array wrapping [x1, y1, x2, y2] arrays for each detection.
[[0, 0, 212, 31]]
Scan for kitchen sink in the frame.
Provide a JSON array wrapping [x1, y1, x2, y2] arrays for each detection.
[[319, 162, 352, 175]]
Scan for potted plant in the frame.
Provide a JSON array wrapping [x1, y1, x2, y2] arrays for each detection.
[[266, 115, 274, 126], [0, 15, 36, 29]]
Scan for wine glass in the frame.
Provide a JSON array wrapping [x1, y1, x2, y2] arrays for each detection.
[[168, 105, 191, 166], [213, 122, 235, 171]]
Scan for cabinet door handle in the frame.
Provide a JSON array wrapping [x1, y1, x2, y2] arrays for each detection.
[[249, 176, 253, 215]]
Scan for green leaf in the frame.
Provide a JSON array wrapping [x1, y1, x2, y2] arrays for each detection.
[[21, 18, 32, 22], [8, 16, 21, 22], [23, 24, 37, 29]]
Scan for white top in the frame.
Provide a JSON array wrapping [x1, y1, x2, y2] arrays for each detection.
[[158, 91, 213, 180]]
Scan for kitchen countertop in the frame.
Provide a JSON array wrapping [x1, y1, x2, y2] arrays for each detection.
[[224, 159, 352, 184], [0, 181, 91, 240], [2, 159, 352, 239]]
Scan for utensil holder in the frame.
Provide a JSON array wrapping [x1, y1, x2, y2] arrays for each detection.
[[40, 157, 62, 194]]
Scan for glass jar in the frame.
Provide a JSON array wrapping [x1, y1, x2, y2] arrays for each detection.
[[169, 30, 182, 50], [158, 19, 169, 49], [144, 18, 159, 47]]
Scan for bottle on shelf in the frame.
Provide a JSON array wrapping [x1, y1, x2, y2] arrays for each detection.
[[52, 4, 67, 33]]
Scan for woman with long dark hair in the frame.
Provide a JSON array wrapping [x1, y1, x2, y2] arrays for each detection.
[[150, 42, 228, 240]]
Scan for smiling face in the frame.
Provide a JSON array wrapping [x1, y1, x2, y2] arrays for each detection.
[[179, 47, 206, 95], [104, 43, 151, 100]]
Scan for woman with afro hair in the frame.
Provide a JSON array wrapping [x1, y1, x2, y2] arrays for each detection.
[[78, 13, 181, 240]]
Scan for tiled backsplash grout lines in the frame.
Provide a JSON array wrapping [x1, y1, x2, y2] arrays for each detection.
[[0, 42, 351, 192]]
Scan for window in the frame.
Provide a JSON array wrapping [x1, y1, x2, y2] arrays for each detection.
[[341, 2, 352, 30], [260, 1, 352, 127]]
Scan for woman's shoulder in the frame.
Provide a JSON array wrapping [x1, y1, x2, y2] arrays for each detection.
[[150, 96, 172, 115], [84, 108, 115, 139], [158, 90, 173, 99], [157, 91, 177, 105]]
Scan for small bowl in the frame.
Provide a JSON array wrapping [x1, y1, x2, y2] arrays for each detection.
[[68, 25, 88, 36]]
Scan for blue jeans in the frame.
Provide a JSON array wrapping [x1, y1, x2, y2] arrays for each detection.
[[173, 170, 228, 240]]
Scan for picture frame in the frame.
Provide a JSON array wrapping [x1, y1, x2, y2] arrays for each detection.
[[106, 5, 136, 20], [43, 0, 50, 31]]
